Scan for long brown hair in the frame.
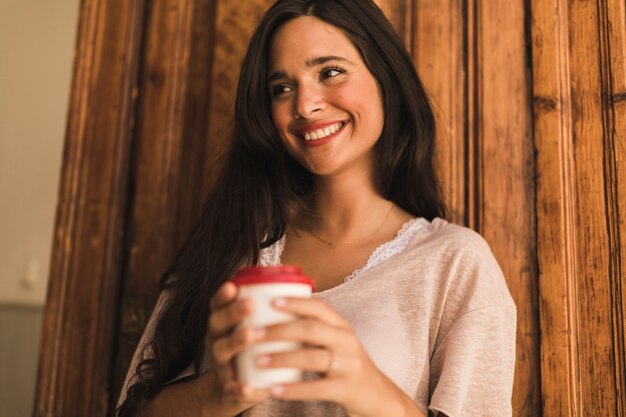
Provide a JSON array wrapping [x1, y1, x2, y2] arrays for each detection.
[[117, 0, 444, 414]]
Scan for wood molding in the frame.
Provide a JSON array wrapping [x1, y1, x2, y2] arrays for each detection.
[[34, 0, 146, 415], [469, 0, 541, 414], [412, 0, 467, 227], [564, 0, 621, 413], [533, 0, 626, 414], [531, 0, 581, 414], [110, 0, 273, 409], [389, 1, 541, 413], [108, 0, 210, 409], [605, 0, 626, 411], [388, 1, 540, 414], [200, 0, 274, 201]]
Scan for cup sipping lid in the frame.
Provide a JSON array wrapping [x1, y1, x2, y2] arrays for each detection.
[[231, 265, 316, 291]]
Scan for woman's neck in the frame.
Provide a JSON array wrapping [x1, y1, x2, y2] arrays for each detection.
[[299, 173, 394, 241]]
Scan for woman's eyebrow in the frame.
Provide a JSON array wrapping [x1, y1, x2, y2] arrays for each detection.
[[268, 56, 355, 83], [304, 55, 354, 67], [268, 70, 288, 84]]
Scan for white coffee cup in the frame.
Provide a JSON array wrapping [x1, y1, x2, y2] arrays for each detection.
[[231, 266, 316, 389]]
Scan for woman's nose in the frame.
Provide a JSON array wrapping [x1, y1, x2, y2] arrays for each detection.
[[293, 84, 325, 119]]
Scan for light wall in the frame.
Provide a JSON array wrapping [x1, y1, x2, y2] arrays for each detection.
[[0, 1, 78, 416], [0, 0, 79, 305]]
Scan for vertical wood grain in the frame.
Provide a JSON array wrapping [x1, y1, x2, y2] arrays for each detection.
[[465, 0, 481, 234], [469, 0, 541, 415], [108, 0, 214, 408], [411, 0, 466, 226], [385, 1, 540, 414], [533, 0, 626, 414], [200, 0, 273, 200], [603, 0, 626, 412], [34, 0, 145, 415], [567, 0, 621, 414], [37, 0, 626, 415], [377, 0, 467, 226], [110, 0, 274, 409], [375, 0, 414, 49], [386, 1, 540, 413], [531, 0, 581, 414]]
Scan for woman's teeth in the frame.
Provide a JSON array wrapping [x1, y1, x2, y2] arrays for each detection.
[[303, 122, 345, 141]]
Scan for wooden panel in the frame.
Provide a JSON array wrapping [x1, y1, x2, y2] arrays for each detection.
[[469, 0, 541, 415], [33, 0, 145, 416], [531, 0, 580, 414], [200, 0, 273, 199], [385, 1, 540, 414], [412, 0, 466, 226], [375, 0, 414, 49], [377, 0, 466, 225], [110, 0, 273, 410], [108, 0, 214, 409], [604, 0, 626, 412], [533, 0, 626, 415], [39, 0, 626, 415], [570, 0, 626, 414], [568, 0, 621, 414]]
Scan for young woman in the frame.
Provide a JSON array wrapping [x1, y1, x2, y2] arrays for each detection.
[[117, 1, 517, 416]]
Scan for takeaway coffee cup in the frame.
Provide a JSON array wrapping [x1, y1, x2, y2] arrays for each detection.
[[231, 266, 316, 389]]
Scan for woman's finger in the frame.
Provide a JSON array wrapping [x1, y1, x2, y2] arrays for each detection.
[[260, 318, 354, 350], [269, 378, 344, 403], [273, 297, 351, 329], [210, 281, 238, 311], [223, 380, 271, 404], [212, 327, 260, 364], [256, 347, 339, 375], [209, 298, 253, 338]]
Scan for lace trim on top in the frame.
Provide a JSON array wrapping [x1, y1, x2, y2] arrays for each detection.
[[259, 236, 286, 267], [259, 218, 428, 284]]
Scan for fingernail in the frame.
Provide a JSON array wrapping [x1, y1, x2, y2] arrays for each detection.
[[270, 385, 285, 397], [256, 355, 270, 366], [273, 298, 287, 308]]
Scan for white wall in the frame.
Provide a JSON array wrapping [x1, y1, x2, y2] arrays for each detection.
[[0, 0, 79, 306]]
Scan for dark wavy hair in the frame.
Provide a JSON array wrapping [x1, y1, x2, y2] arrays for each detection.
[[117, 0, 445, 415]]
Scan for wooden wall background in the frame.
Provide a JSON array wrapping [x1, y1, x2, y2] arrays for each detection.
[[33, 0, 625, 416]]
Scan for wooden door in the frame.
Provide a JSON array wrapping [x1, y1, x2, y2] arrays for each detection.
[[34, 0, 625, 416]]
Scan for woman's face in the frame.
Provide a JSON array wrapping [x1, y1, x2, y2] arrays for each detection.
[[268, 16, 384, 178]]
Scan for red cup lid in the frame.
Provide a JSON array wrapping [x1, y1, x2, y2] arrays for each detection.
[[231, 265, 316, 291]]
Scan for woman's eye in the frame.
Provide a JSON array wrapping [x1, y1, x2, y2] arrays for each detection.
[[321, 67, 346, 80], [271, 84, 292, 97]]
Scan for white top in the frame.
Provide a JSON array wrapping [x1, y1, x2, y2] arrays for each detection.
[[118, 218, 517, 417]]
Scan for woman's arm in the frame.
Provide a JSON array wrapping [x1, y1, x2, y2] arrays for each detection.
[[120, 282, 269, 417]]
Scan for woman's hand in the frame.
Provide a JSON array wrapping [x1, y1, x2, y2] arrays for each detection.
[[207, 282, 270, 412], [254, 297, 425, 417]]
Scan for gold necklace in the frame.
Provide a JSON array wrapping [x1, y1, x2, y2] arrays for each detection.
[[305, 203, 395, 248]]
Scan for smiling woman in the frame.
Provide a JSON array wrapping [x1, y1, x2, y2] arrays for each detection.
[[268, 16, 384, 178], [116, 1, 516, 417]]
